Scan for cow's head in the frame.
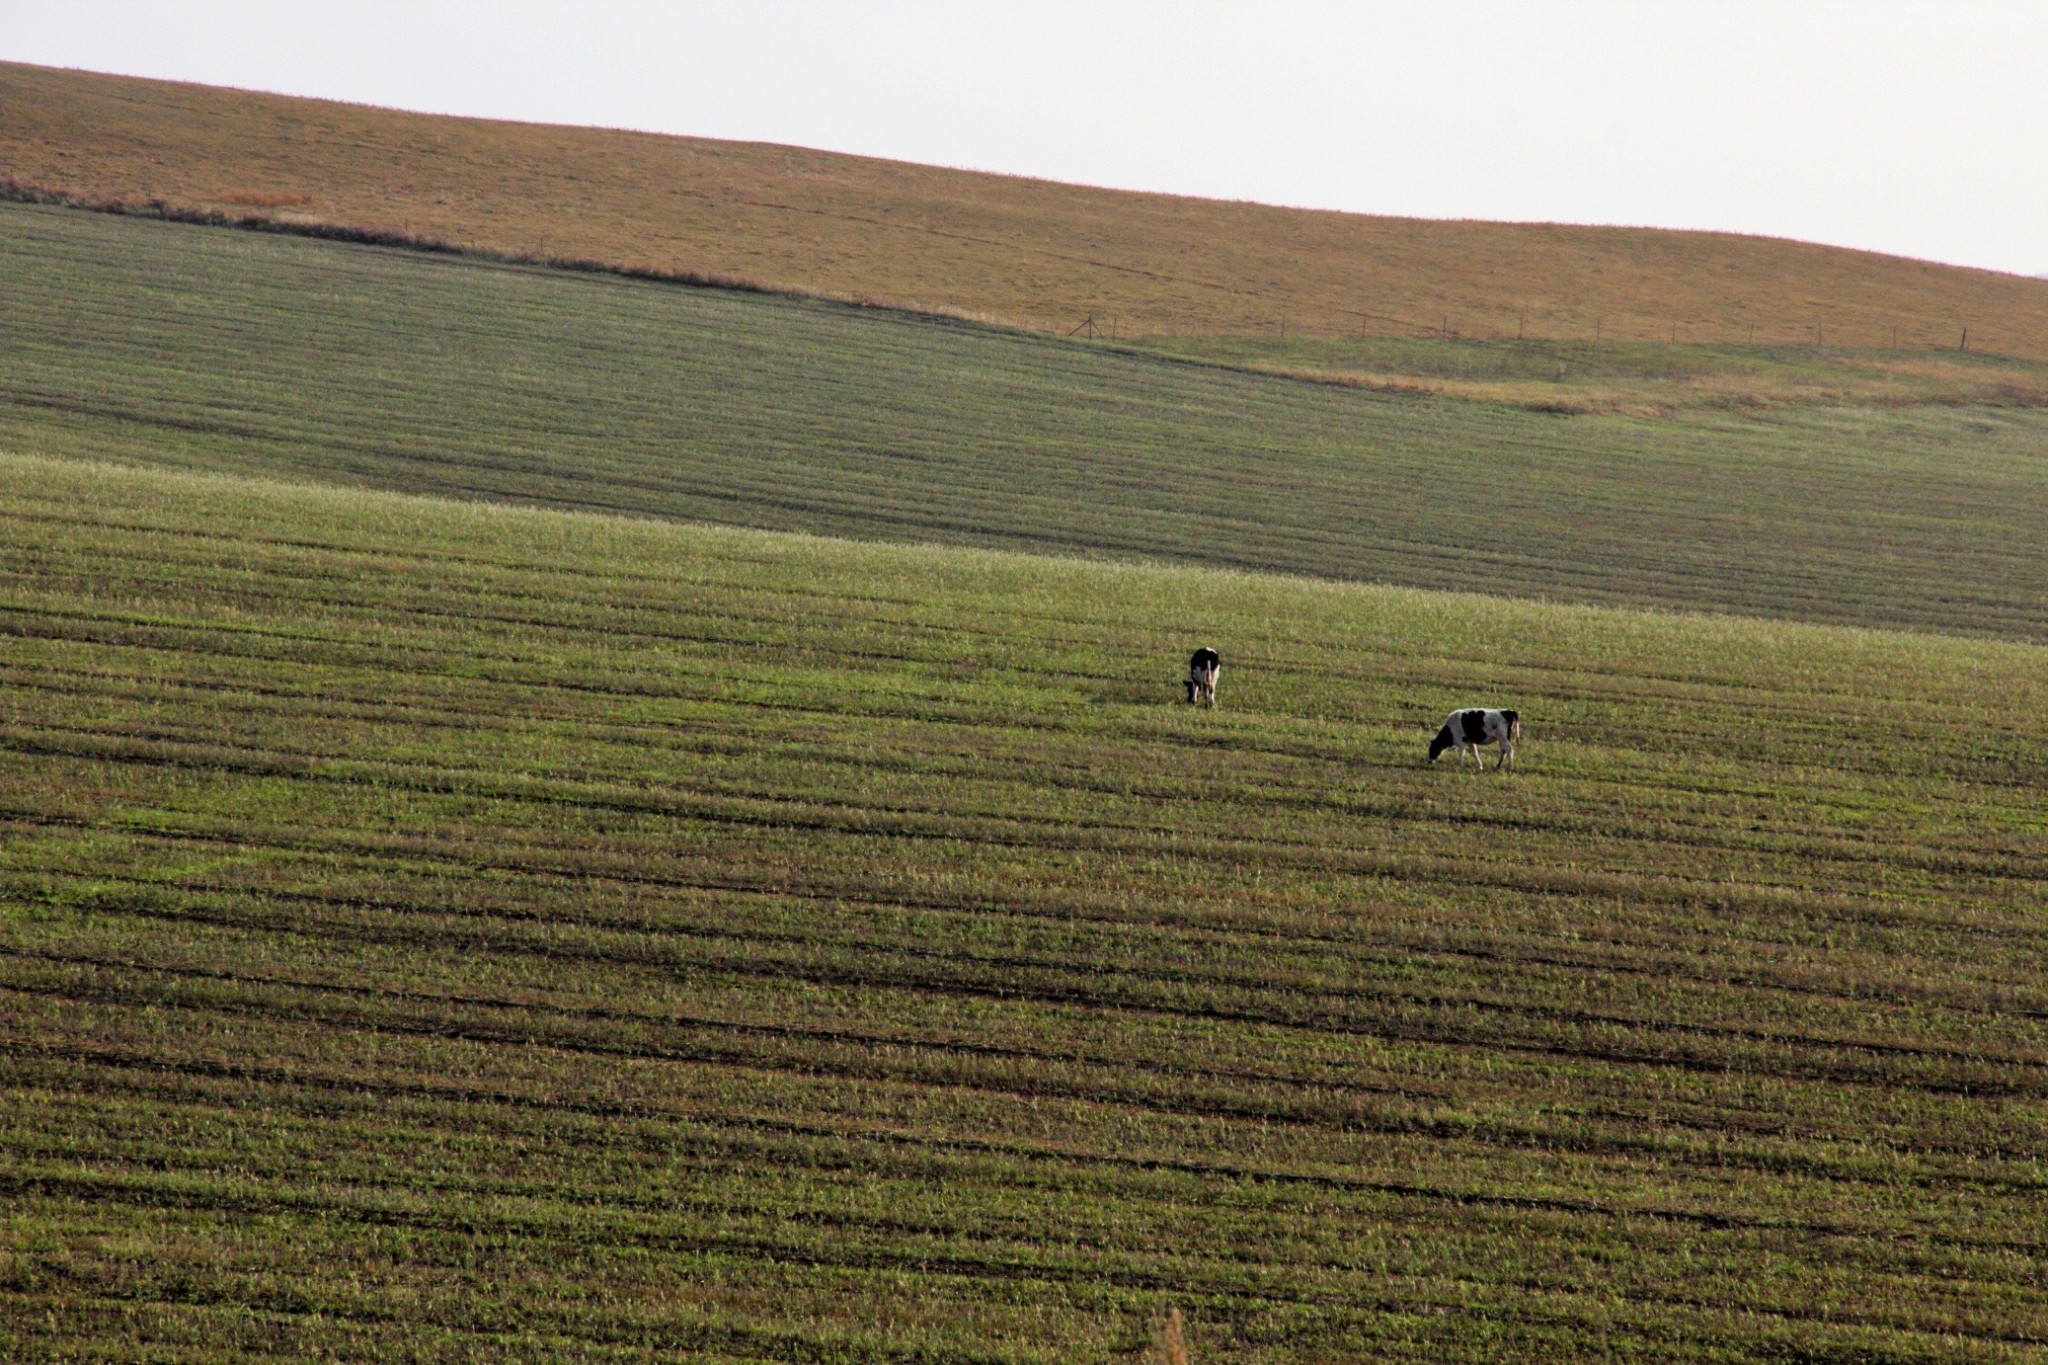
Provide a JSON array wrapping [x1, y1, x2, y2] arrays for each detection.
[[1427, 726, 1455, 762]]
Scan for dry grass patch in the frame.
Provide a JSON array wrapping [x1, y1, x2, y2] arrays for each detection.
[[218, 191, 315, 209], [7, 60, 2048, 364]]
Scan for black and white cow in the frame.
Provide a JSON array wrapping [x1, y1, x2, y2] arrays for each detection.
[[1184, 646, 1221, 706], [1429, 708, 1521, 772]]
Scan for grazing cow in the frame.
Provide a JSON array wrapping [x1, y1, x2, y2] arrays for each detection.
[[1429, 707, 1521, 772], [1184, 646, 1221, 706]]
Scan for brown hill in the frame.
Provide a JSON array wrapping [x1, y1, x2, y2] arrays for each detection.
[[7, 60, 2048, 356]]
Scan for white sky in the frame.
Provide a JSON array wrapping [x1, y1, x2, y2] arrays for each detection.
[[8, 1, 2047, 276]]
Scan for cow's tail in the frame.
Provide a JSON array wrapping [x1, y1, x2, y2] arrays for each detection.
[[1500, 709, 1521, 744]]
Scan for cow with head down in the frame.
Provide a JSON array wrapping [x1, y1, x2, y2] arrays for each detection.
[[1184, 647, 1220, 706], [1430, 707, 1520, 772]]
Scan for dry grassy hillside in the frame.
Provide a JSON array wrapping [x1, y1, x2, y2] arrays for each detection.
[[8, 60, 2048, 357]]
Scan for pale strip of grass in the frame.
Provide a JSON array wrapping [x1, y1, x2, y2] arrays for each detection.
[[1131, 334, 2048, 415]]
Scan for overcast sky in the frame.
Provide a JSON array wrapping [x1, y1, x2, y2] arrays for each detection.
[[9, 1, 2047, 277]]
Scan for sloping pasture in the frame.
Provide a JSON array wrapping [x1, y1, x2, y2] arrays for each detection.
[[6, 201, 2048, 643], [3, 453, 2045, 1361], [10, 60, 2048, 353]]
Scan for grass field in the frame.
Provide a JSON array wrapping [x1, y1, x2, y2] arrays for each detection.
[[7, 199, 2048, 645], [3, 451, 2047, 1361], [9, 60, 2048, 355]]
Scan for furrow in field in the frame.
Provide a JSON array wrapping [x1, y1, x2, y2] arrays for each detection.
[[11, 1036, 2045, 1248]]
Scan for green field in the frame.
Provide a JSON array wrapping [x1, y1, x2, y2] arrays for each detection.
[[4, 452, 2046, 1361], [7, 200, 2048, 642]]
